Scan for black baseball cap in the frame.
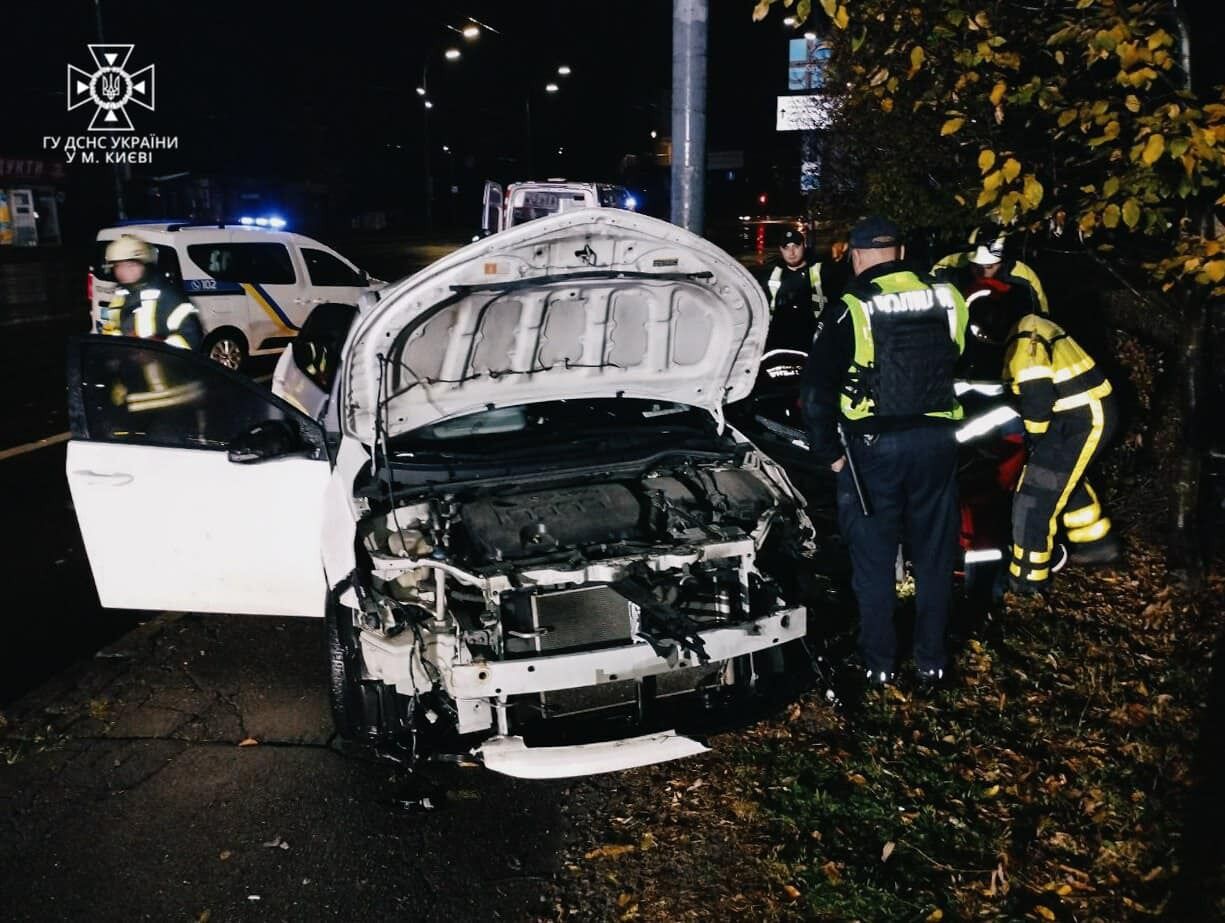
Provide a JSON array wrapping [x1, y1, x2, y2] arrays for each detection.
[[849, 215, 902, 249], [780, 228, 805, 246]]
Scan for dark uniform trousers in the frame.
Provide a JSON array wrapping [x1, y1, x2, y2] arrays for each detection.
[[836, 424, 959, 674], [1010, 393, 1118, 586]]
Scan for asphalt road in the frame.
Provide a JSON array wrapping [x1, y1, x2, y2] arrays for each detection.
[[0, 612, 593, 921]]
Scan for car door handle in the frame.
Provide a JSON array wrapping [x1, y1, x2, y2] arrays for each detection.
[[73, 470, 135, 487]]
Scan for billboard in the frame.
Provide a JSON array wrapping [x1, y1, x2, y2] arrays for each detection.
[[776, 94, 835, 131], [788, 37, 831, 91]]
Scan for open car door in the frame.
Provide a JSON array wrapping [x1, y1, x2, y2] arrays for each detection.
[[65, 335, 332, 618], [481, 180, 504, 235]]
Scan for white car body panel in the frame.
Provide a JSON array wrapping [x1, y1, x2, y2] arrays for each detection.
[[340, 208, 768, 444], [66, 440, 330, 617], [479, 731, 710, 780]]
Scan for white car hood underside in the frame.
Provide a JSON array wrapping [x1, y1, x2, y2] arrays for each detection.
[[339, 208, 768, 444]]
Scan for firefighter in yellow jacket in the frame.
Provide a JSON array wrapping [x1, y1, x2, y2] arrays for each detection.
[[101, 235, 203, 350], [971, 298, 1121, 593], [100, 235, 205, 414], [934, 231, 1050, 317]]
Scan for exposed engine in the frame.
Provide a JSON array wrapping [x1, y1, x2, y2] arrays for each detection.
[[351, 455, 812, 737]]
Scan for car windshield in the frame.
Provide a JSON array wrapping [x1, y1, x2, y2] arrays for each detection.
[[388, 398, 724, 461]]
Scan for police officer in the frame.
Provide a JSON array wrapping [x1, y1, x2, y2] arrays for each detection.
[[933, 230, 1050, 317], [970, 298, 1122, 594], [101, 235, 203, 350], [800, 216, 968, 689], [764, 228, 836, 351]]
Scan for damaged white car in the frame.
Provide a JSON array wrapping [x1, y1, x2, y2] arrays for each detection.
[[66, 209, 815, 779]]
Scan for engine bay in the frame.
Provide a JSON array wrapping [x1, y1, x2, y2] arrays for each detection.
[[347, 452, 812, 737]]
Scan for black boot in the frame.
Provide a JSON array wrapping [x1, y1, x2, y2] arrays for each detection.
[[1068, 533, 1122, 566]]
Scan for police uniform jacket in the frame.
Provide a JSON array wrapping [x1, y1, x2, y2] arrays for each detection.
[[800, 261, 968, 466]]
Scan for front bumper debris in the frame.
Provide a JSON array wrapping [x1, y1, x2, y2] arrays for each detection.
[[478, 730, 709, 779]]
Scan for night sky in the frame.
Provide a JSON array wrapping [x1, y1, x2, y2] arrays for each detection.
[[5, 2, 785, 214], [4, 1, 1223, 228]]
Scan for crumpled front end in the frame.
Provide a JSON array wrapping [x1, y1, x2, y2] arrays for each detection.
[[341, 447, 813, 778]]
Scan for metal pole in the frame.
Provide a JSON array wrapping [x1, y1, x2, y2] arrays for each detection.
[[670, 0, 708, 233], [93, 0, 127, 220]]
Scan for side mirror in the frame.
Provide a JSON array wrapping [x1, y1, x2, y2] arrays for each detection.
[[227, 419, 303, 464], [357, 269, 370, 287]]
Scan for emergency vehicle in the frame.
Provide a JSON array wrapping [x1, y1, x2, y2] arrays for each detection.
[[480, 180, 636, 235], [89, 222, 380, 369]]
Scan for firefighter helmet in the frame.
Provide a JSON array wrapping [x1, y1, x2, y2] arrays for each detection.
[[105, 235, 157, 265], [970, 235, 1006, 266]]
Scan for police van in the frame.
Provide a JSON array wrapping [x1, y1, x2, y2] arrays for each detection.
[[480, 180, 636, 235], [90, 222, 381, 369]]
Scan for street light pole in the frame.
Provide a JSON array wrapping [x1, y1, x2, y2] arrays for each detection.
[[671, 0, 708, 233]]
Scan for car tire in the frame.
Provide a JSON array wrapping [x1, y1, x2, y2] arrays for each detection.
[[203, 329, 248, 371], [325, 591, 368, 741]]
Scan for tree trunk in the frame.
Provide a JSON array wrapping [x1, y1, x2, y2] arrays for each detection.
[[1168, 291, 1208, 588]]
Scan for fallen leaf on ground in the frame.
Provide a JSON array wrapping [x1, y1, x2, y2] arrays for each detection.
[[218, 850, 232, 861], [238, 737, 259, 747], [882, 841, 895, 862], [783, 884, 801, 900], [584, 844, 636, 860]]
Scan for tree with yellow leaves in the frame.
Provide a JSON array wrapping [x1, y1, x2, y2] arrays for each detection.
[[753, 0, 1224, 581]]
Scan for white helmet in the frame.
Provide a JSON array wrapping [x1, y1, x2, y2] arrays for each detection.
[[105, 234, 156, 264], [969, 235, 1006, 266]]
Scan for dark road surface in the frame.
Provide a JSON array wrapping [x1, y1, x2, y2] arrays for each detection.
[[0, 613, 591, 921]]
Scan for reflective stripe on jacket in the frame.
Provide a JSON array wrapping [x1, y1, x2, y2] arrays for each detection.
[[1003, 314, 1112, 435]]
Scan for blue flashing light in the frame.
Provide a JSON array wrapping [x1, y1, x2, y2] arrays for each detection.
[[254, 217, 269, 226], [268, 216, 287, 229], [239, 216, 255, 225], [625, 195, 638, 211]]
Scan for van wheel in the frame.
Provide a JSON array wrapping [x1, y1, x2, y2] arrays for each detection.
[[203, 330, 247, 371]]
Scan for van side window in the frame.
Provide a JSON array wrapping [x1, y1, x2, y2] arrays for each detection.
[[302, 248, 363, 287], [187, 243, 296, 285]]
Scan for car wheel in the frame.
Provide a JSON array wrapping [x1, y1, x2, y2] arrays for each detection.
[[325, 591, 368, 741], [203, 330, 247, 371]]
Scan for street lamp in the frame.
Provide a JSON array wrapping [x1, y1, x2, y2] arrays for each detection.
[[557, 64, 572, 76], [444, 47, 461, 60], [462, 24, 480, 39], [415, 86, 426, 96], [545, 82, 559, 93], [423, 99, 434, 109]]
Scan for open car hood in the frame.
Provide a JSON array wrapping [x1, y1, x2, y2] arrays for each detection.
[[339, 208, 768, 444]]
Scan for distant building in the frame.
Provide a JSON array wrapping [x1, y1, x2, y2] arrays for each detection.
[[0, 157, 66, 246]]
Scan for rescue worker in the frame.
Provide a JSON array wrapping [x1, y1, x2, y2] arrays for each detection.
[[100, 235, 205, 417], [101, 235, 203, 350], [800, 216, 969, 690], [968, 298, 1122, 594], [764, 228, 836, 351], [933, 230, 1050, 317]]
